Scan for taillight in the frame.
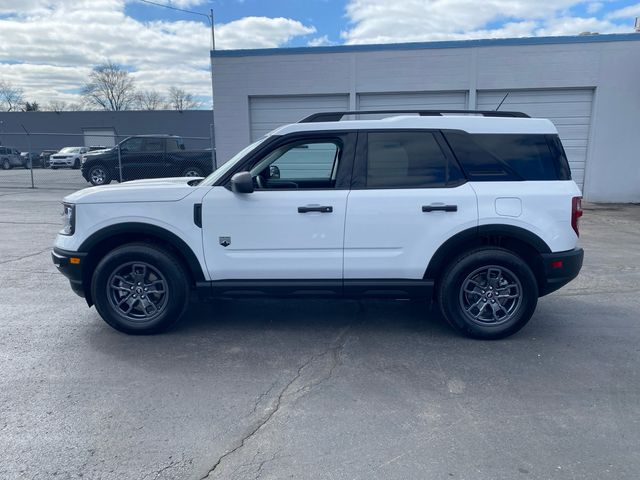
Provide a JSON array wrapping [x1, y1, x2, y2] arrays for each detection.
[[571, 196, 583, 236]]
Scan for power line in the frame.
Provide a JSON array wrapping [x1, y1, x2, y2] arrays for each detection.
[[137, 0, 211, 23]]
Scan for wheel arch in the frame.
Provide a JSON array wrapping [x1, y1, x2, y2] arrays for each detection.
[[425, 224, 551, 294], [79, 222, 206, 306]]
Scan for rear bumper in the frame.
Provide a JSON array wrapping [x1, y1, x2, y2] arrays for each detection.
[[539, 247, 584, 296], [52, 247, 88, 299]]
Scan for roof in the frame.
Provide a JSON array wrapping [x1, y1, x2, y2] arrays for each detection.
[[272, 115, 558, 136], [211, 33, 640, 58]]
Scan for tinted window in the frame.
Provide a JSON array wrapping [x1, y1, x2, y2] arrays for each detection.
[[144, 138, 163, 151], [166, 139, 182, 151], [366, 131, 461, 188], [122, 138, 144, 152], [443, 131, 571, 181], [473, 134, 559, 180]]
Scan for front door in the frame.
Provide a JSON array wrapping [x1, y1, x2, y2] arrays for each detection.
[[201, 133, 356, 281]]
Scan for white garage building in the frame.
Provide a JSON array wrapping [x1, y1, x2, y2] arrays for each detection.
[[211, 33, 640, 202]]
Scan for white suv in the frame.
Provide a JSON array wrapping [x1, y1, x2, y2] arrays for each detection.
[[52, 110, 583, 339], [49, 147, 89, 169]]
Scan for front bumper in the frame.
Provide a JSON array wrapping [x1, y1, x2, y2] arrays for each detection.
[[50, 158, 73, 166], [539, 247, 584, 296], [52, 247, 88, 299]]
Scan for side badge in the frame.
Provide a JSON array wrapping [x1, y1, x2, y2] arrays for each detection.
[[219, 236, 231, 247]]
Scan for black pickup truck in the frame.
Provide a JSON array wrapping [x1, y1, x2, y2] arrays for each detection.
[[81, 135, 213, 186]]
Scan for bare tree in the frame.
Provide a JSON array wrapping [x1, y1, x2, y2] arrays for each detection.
[[43, 100, 86, 112], [134, 89, 165, 110], [24, 101, 39, 111], [0, 80, 25, 111], [81, 61, 136, 111], [167, 86, 201, 111]]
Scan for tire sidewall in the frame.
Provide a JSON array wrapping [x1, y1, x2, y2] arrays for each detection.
[[439, 249, 538, 339], [89, 165, 111, 186], [182, 167, 204, 177], [91, 245, 188, 334]]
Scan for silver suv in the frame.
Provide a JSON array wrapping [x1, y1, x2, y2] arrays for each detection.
[[0, 146, 23, 170]]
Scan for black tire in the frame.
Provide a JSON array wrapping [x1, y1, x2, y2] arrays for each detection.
[[181, 166, 204, 178], [72, 158, 81, 169], [51, 166, 58, 170], [2, 159, 11, 170], [91, 243, 190, 334], [88, 164, 111, 186], [437, 247, 538, 340]]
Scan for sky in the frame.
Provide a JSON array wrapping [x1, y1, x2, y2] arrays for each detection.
[[0, 0, 639, 109]]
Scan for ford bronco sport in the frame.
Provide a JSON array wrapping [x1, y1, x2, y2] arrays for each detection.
[[52, 110, 583, 339]]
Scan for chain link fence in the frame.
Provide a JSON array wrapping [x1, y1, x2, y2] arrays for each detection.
[[0, 130, 215, 190]]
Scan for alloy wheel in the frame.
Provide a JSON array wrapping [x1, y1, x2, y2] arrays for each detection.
[[459, 265, 523, 326], [106, 261, 169, 322]]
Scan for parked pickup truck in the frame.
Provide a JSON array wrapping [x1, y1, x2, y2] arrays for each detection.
[[81, 135, 213, 186]]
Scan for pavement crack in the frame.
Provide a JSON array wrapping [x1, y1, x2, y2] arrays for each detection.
[[0, 248, 51, 265], [199, 327, 351, 479], [139, 456, 190, 480]]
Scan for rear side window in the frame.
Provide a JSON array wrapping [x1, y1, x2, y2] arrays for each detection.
[[443, 131, 571, 181], [366, 131, 463, 188]]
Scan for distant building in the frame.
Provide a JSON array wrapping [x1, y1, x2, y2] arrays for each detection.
[[212, 33, 640, 202], [0, 110, 214, 152]]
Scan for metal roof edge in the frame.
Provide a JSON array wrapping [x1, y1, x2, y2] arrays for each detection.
[[211, 33, 640, 58]]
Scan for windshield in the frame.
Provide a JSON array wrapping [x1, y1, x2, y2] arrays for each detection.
[[59, 147, 80, 154], [199, 137, 268, 186]]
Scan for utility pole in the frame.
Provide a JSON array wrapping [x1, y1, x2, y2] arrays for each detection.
[[209, 8, 217, 170], [138, 0, 217, 169]]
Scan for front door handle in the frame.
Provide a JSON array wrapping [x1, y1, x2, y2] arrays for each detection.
[[422, 204, 457, 212], [298, 205, 333, 213]]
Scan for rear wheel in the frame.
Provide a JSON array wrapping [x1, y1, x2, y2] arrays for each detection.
[[2, 159, 11, 170], [88, 164, 111, 185], [72, 158, 81, 169], [437, 248, 538, 339], [91, 244, 190, 334]]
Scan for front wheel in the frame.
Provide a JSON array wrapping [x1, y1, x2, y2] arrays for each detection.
[[437, 248, 538, 339], [91, 244, 190, 334], [2, 159, 11, 170], [88, 164, 111, 186], [72, 158, 81, 169]]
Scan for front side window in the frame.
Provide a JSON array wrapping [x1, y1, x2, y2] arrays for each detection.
[[249, 139, 342, 190], [366, 131, 461, 188], [121, 138, 144, 152]]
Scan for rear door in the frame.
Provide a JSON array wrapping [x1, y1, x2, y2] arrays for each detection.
[[344, 130, 478, 280]]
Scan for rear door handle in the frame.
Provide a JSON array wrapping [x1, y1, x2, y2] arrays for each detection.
[[298, 205, 333, 213], [422, 204, 457, 212]]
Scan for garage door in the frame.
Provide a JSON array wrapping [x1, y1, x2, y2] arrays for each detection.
[[357, 91, 468, 113], [83, 128, 116, 147], [477, 89, 594, 189], [249, 94, 349, 141]]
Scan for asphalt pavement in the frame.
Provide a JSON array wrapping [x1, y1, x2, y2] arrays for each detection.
[[1, 187, 639, 480]]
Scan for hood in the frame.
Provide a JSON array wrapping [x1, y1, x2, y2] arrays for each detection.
[[64, 177, 204, 204]]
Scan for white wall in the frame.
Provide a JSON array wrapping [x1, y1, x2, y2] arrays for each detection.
[[212, 36, 640, 202]]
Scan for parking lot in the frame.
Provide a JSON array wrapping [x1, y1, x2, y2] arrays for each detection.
[[1, 186, 639, 480], [0, 167, 89, 190]]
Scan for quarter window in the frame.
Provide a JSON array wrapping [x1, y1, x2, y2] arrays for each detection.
[[366, 131, 461, 188]]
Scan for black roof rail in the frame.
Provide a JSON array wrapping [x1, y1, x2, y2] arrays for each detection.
[[299, 109, 530, 123]]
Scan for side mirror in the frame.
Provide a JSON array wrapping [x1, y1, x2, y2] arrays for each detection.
[[230, 171, 254, 194], [269, 165, 281, 179]]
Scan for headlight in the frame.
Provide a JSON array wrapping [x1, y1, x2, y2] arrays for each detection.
[[60, 203, 75, 235]]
